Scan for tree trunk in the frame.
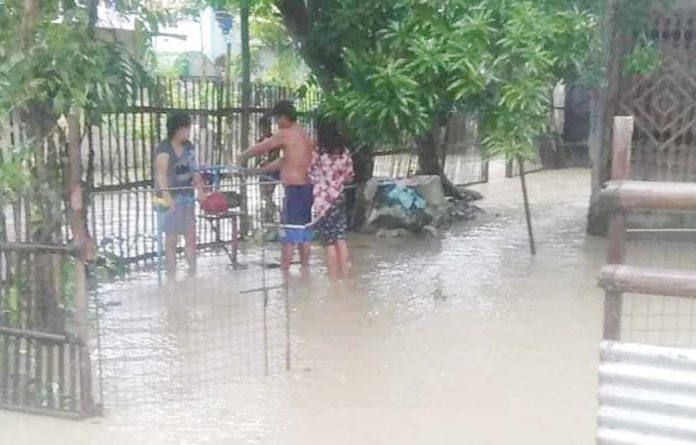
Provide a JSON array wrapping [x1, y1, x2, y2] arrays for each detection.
[[587, 0, 631, 236], [276, 0, 337, 91], [16, 105, 63, 331], [346, 145, 374, 230], [416, 121, 463, 199]]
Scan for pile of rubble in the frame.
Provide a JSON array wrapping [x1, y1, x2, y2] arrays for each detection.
[[357, 175, 482, 238]]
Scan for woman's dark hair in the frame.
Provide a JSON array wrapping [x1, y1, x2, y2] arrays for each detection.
[[167, 113, 191, 140], [317, 118, 347, 155]]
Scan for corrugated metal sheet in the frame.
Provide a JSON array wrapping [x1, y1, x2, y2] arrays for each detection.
[[598, 341, 696, 445]]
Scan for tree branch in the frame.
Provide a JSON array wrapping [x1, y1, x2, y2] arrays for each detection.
[[276, 0, 310, 42]]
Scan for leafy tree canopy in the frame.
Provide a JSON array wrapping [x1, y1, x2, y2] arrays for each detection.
[[315, 0, 596, 159], [0, 0, 178, 122]]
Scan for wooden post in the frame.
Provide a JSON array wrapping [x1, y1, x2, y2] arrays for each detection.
[[518, 156, 536, 256], [67, 113, 96, 416], [603, 116, 633, 340]]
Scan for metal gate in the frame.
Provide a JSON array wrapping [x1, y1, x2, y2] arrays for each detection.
[[84, 77, 320, 263], [0, 244, 95, 418], [598, 116, 696, 444]]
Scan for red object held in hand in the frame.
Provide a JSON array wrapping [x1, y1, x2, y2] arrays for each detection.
[[201, 192, 229, 214]]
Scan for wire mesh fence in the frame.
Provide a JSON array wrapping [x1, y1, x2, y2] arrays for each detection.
[[87, 179, 291, 411], [373, 150, 418, 179], [89, 171, 284, 263], [619, 231, 696, 348], [372, 113, 488, 186], [91, 257, 289, 410], [373, 150, 488, 186]]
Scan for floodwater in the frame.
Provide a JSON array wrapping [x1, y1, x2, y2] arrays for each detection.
[[0, 164, 607, 444]]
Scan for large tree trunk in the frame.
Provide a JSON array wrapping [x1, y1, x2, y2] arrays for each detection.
[[17, 104, 65, 332], [276, 1, 376, 223], [587, 0, 632, 236], [416, 120, 463, 199], [276, 0, 338, 91], [346, 145, 374, 229]]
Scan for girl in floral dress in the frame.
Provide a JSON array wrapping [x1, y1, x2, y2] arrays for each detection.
[[310, 120, 355, 280]]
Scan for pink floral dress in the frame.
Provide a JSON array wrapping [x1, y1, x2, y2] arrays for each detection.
[[309, 150, 354, 245]]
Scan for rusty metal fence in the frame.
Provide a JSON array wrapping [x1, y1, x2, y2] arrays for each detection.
[[598, 116, 696, 444], [0, 110, 296, 417]]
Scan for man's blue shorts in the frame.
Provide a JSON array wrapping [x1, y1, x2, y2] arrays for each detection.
[[281, 184, 313, 244]]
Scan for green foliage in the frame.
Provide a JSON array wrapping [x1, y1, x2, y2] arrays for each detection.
[[206, 0, 276, 16], [251, 14, 307, 86], [204, 0, 308, 86], [0, 1, 171, 119], [0, 141, 32, 203], [2, 282, 22, 327], [481, 2, 597, 159], [624, 38, 662, 76], [321, 0, 596, 159]]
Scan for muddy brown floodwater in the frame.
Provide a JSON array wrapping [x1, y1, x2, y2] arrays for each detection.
[[0, 165, 605, 444]]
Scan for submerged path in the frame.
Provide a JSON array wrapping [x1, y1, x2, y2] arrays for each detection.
[[1, 167, 603, 444]]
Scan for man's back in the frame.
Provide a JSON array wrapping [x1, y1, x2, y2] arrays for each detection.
[[280, 124, 314, 185]]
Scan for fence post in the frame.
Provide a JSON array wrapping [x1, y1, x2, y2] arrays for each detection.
[[67, 113, 96, 416], [240, 0, 252, 235], [603, 116, 633, 340]]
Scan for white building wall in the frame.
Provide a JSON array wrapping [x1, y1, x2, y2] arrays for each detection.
[[154, 7, 240, 62]]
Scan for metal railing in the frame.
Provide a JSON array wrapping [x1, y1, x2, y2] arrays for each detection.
[[597, 116, 696, 444]]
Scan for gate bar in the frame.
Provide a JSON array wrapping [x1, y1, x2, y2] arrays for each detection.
[[600, 264, 696, 299], [0, 327, 71, 342], [602, 180, 696, 212], [0, 242, 79, 256]]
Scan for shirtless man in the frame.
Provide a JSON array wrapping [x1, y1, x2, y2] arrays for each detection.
[[239, 101, 314, 271]]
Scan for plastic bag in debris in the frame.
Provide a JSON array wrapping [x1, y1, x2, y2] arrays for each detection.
[[387, 185, 426, 210]]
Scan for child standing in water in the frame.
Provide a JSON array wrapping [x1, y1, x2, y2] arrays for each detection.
[[310, 119, 354, 280]]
